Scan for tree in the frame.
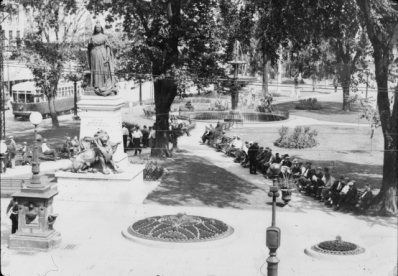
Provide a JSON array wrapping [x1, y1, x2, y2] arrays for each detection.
[[355, 0, 398, 214], [88, 0, 226, 157], [15, 0, 87, 128]]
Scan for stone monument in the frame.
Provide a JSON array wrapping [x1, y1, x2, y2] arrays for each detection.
[[55, 21, 145, 204]]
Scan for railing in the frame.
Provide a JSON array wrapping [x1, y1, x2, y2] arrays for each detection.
[[178, 110, 289, 122]]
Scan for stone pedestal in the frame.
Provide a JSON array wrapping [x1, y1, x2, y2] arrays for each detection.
[[55, 165, 150, 204], [77, 91, 128, 168], [9, 185, 62, 251]]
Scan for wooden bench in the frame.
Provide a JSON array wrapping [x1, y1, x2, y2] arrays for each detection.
[[1, 177, 31, 197]]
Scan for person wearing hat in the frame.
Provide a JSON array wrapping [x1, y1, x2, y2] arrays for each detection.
[[42, 138, 60, 160], [8, 136, 17, 169], [234, 141, 250, 163], [356, 184, 373, 211], [122, 124, 129, 152], [248, 142, 259, 174], [21, 141, 30, 166]]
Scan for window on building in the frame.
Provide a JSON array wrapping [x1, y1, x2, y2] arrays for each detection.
[[16, 30, 21, 48], [9, 30, 13, 43]]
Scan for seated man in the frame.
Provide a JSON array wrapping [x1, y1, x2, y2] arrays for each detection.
[[334, 180, 354, 211], [328, 176, 347, 207], [225, 136, 242, 156], [320, 167, 336, 202], [235, 141, 250, 163], [201, 127, 211, 144], [41, 139, 60, 160], [297, 162, 313, 192], [356, 184, 373, 211], [215, 131, 228, 151], [342, 181, 358, 213], [291, 159, 301, 180], [304, 169, 317, 195], [279, 155, 292, 178], [262, 149, 275, 176], [60, 137, 73, 158]]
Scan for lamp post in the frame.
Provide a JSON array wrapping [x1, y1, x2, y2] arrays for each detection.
[[266, 163, 282, 276], [9, 111, 62, 251], [70, 74, 80, 120], [29, 112, 43, 187]]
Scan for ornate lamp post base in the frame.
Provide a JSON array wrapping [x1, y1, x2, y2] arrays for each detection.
[[9, 185, 61, 251]]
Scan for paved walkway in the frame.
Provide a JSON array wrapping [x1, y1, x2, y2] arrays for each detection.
[[1, 97, 396, 276]]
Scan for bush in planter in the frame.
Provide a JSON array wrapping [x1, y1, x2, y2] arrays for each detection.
[[130, 159, 164, 180], [274, 126, 318, 149], [295, 98, 322, 110]]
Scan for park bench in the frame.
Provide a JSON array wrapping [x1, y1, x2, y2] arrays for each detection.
[[1, 177, 31, 197]]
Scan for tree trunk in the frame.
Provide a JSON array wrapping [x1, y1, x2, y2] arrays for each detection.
[[370, 49, 398, 215], [151, 79, 178, 157], [262, 53, 269, 96], [47, 94, 60, 128], [340, 64, 351, 112]]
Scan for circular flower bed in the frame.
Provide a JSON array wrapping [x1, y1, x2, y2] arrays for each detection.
[[311, 236, 365, 255], [128, 213, 234, 243], [318, 240, 357, 252]]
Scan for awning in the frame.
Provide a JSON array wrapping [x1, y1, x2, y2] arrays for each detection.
[[3, 63, 34, 82]]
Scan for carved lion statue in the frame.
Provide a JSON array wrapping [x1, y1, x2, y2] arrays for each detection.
[[59, 130, 122, 174]]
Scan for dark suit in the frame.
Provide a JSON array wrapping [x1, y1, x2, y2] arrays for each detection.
[[7, 199, 18, 234], [357, 190, 373, 210], [248, 145, 259, 174]]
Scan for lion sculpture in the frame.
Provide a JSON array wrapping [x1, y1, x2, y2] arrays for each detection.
[[59, 130, 122, 174]]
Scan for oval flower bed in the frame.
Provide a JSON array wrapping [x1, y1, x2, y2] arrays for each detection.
[[311, 236, 365, 255], [127, 213, 234, 243]]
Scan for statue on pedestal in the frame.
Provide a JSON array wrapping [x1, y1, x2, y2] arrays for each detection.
[[59, 130, 122, 174], [87, 21, 118, 96]]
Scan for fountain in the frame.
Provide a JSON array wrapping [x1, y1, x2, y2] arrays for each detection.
[[176, 41, 289, 124]]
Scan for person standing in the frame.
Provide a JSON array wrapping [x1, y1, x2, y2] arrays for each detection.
[[132, 126, 143, 155], [122, 124, 129, 152], [7, 198, 19, 234], [333, 72, 340, 93], [8, 136, 17, 169], [21, 141, 30, 165], [311, 72, 317, 91], [248, 142, 259, 174], [142, 125, 149, 148], [149, 126, 156, 149]]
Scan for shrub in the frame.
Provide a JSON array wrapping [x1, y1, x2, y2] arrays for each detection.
[[274, 126, 318, 149], [295, 98, 322, 110], [130, 159, 164, 180]]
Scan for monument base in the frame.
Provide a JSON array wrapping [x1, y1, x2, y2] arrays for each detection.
[[54, 165, 155, 204], [77, 93, 128, 168], [9, 230, 61, 252]]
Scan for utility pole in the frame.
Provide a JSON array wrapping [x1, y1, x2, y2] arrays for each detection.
[[0, 25, 5, 140]]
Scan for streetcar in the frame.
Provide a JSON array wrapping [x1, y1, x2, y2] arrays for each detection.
[[11, 81, 83, 118]]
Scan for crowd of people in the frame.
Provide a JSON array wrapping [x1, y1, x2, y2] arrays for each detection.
[[201, 126, 374, 213]]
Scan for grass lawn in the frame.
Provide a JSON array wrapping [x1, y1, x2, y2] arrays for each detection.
[[227, 124, 384, 190], [143, 153, 270, 210]]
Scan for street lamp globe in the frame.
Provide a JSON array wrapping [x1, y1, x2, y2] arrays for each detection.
[[30, 112, 43, 126]]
